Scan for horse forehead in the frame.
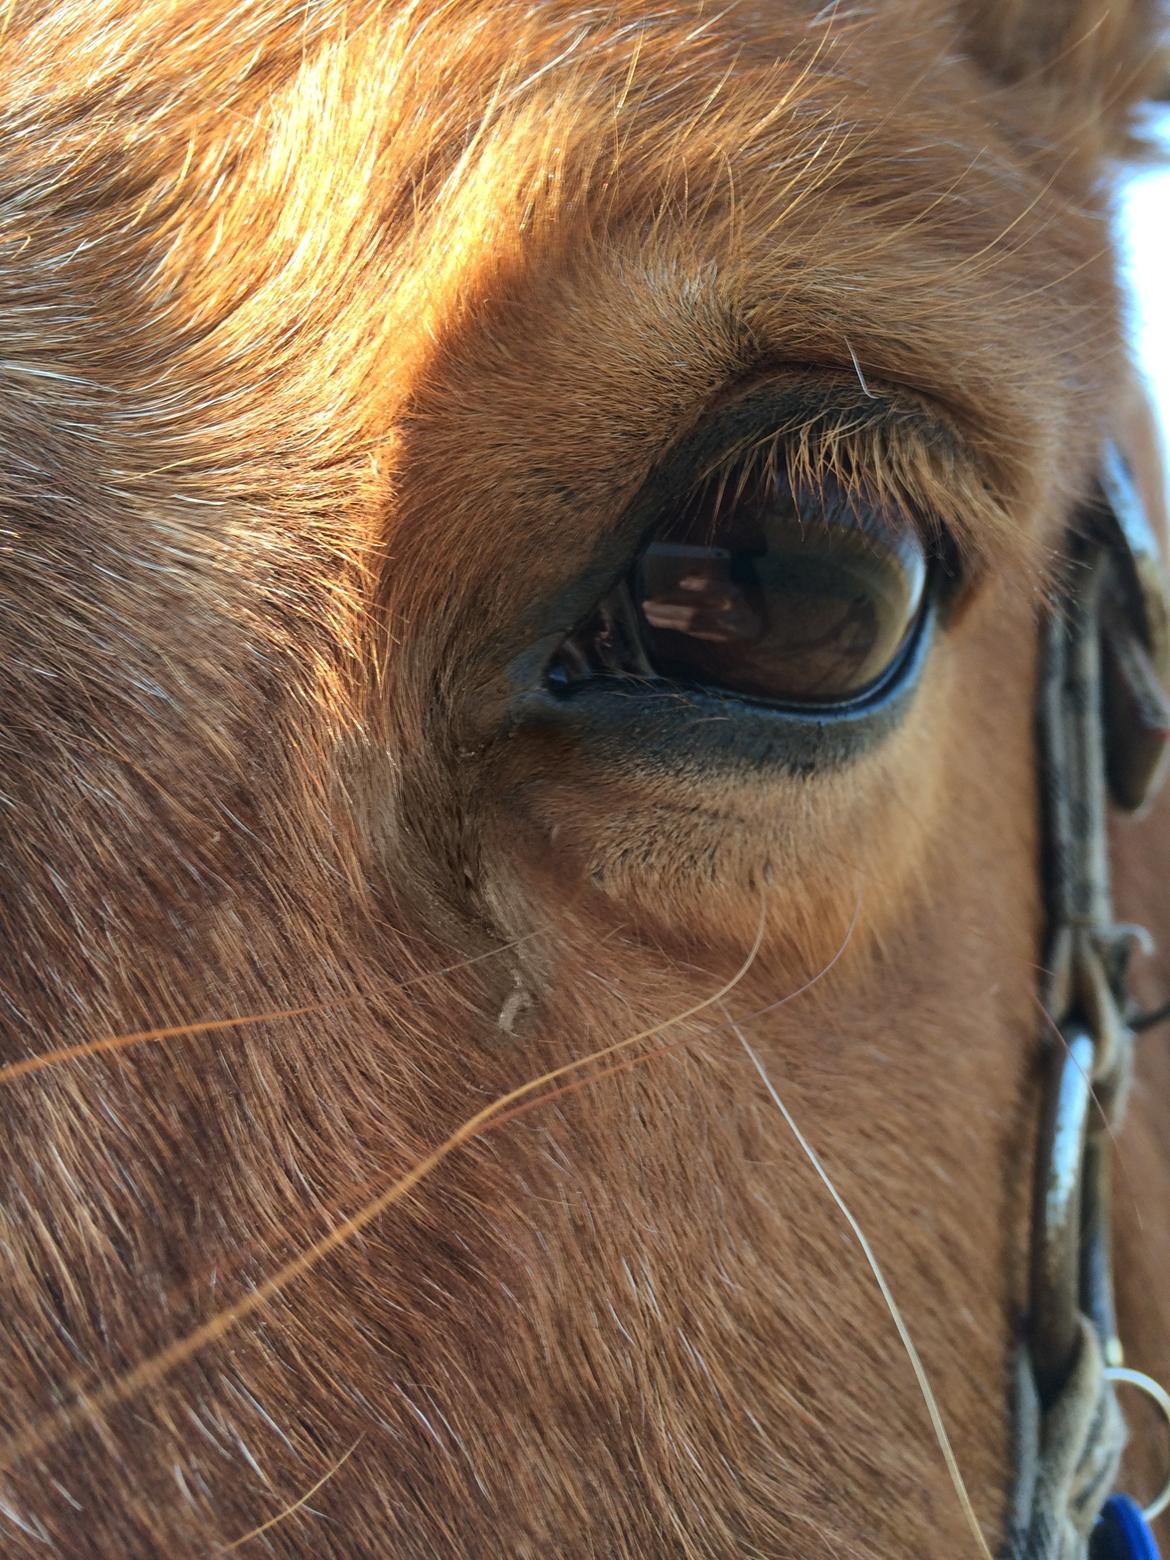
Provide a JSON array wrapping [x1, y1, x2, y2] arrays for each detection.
[[6, 2, 1099, 446]]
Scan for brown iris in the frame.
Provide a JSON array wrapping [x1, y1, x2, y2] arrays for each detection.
[[549, 472, 929, 707]]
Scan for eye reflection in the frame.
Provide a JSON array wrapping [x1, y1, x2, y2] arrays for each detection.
[[546, 470, 933, 709], [631, 474, 928, 705], [638, 547, 766, 642]]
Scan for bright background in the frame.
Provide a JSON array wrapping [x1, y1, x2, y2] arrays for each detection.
[[1118, 110, 1170, 466]]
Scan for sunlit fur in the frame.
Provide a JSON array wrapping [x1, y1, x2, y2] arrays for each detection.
[[1, 1, 1168, 1554]]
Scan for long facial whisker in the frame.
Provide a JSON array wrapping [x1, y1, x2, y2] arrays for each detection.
[[0, 897, 770, 1471], [222, 1436, 363, 1551], [0, 933, 550, 1087], [727, 1007, 994, 1560], [149, 909, 866, 1312]]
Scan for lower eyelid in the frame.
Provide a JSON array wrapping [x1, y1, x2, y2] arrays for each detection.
[[504, 584, 937, 787]]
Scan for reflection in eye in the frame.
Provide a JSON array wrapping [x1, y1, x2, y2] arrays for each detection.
[[639, 551, 765, 643], [634, 474, 928, 704], [549, 470, 932, 709]]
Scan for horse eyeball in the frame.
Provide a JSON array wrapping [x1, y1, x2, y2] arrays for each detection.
[[630, 473, 928, 706]]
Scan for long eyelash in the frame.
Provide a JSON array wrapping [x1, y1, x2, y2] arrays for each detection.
[[678, 390, 1028, 589]]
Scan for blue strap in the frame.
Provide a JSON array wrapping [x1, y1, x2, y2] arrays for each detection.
[[1092, 1495, 1162, 1560]]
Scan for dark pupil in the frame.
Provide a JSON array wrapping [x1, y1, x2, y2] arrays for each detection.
[[631, 476, 927, 704]]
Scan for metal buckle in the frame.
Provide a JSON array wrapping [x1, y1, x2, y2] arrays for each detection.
[[1030, 1023, 1103, 1401], [1103, 1370, 1170, 1525], [1096, 443, 1170, 814], [1023, 444, 1170, 1554], [1029, 927, 1133, 1407]]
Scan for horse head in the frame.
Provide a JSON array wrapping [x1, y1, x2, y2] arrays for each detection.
[[1, 1, 1167, 1553]]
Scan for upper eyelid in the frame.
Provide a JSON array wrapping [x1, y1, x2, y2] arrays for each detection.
[[626, 368, 989, 561], [481, 369, 1013, 703]]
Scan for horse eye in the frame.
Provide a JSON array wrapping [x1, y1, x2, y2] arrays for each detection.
[[550, 473, 930, 708], [634, 474, 928, 704]]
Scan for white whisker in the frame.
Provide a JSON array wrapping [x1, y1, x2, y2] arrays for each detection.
[[845, 338, 876, 398], [726, 1008, 994, 1560]]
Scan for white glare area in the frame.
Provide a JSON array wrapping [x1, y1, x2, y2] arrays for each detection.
[[1117, 109, 1170, 470]]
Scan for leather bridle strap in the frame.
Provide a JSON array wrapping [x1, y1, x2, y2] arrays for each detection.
[[1008, 446, 1170, 1560]]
